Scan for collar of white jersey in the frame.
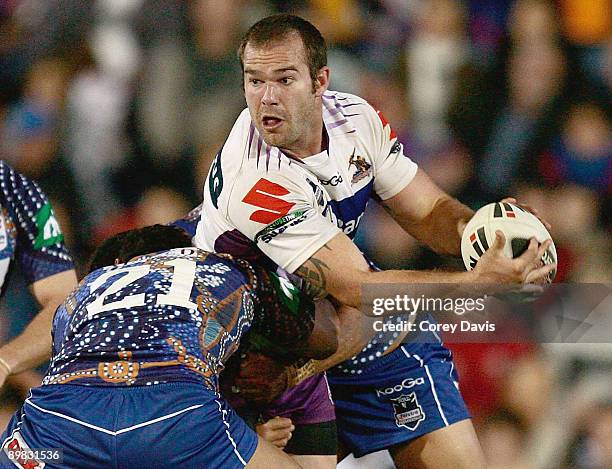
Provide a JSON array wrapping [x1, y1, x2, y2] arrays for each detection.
[[296, 149, 328, 167]]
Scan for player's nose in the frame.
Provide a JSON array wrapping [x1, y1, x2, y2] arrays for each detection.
[[261, 84, 279, 106]]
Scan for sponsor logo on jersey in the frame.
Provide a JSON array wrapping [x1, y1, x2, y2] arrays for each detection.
[[254, 210, 308, 243], [376, 377, 425, 397], [208, 151, 224, 209], [34, 203, 63, 249], [391, 393, 425, 430], [318, 174, 343, 186], [348, 148, 371, 184], [242, 178, 296, 224], [337, 212, 364, 235]]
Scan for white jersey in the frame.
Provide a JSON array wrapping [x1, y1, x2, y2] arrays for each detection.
[[194, 90, 418, 273]]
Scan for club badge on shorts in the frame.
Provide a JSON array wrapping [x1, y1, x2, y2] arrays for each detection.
[[391, 393, 425, 430]]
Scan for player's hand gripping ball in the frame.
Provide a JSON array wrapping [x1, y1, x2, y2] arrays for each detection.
[[461, 202, 557, 283]]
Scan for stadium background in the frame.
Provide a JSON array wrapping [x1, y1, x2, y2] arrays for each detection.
[[0, 0, 609, 467]]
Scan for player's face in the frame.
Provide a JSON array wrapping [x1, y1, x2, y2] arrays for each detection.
[[243, 34, 329, 158]]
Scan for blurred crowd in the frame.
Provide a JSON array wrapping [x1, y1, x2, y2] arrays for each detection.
[[0, 1, 610, 467]]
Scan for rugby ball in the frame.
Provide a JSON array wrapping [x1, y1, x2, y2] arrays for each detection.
[[461, 202, 557, 283]]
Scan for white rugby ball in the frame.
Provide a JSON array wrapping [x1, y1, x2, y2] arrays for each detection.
[[461, 202, 557, 283]]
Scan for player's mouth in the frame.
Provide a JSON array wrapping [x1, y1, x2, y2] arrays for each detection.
[[262, 115, 284, 131]]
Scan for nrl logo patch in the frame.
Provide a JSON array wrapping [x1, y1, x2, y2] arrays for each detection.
[[391, 393, 425, 430], [348, 148, 371, 184], [34, 203, 63, 249]]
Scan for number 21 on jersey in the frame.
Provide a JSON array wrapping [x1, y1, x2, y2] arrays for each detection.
[[86, 259, 197, 320]]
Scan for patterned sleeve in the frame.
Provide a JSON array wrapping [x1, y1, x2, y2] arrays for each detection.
[[247, 264, 315, 352], [0, 162, 74, 285]]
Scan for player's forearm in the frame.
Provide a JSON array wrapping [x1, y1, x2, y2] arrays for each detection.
[[290, 298, 339, 360], [331, 269, 477, 310], [286, 304, 379, 387], [0, 302, 55, 375], [394, 196, 473, 257], [297, 234, 478, 310], [286, 340, 366, 388]]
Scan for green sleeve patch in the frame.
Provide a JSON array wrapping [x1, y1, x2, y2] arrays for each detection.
[[269, 272, 301, 316], [34, 203, 64, 249]]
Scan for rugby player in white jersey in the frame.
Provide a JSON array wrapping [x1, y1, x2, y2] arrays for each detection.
[[194, 14, 555, 469]]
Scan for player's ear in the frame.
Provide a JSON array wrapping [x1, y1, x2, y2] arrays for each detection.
[[114, 258, 122, 265], [314, 66, 330, 97]]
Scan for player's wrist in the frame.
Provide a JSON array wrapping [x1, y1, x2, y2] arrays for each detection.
[[0, 356, 13, 376], [285, 359, 318, 388]]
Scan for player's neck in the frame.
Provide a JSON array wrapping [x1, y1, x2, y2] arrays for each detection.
[[283, 116, 326, 160]]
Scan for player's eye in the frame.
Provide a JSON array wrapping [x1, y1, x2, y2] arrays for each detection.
[[280, 77, 293, 85], [249, 78, 262, 86]]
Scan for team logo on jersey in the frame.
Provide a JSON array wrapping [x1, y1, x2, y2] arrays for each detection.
[[33, 203, 63, 249], [242, 178, 296, 224], [348, 149, 371, 184], [254, 210, 308, 243], [390, 393, 425, 430]]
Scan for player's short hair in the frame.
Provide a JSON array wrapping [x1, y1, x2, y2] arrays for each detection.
[[88, 224, 192, 273], [237, 14, 327, 86]]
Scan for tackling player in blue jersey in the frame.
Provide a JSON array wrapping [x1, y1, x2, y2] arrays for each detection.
[[0, 161, 77, 390], [0, 224, 337, 468]]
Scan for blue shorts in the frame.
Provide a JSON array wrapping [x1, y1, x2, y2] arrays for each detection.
[[327, 342, 470, 458], [0, 383, 258, 468]]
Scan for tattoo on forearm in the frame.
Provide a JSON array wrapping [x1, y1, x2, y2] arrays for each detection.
[[296, 257, 330, 300]]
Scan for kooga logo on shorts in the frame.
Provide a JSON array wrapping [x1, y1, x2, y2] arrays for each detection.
[[376, 377, 425, 397]]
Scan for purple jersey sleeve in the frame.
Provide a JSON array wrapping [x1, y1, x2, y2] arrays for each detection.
[[0, 161, 73, 285]]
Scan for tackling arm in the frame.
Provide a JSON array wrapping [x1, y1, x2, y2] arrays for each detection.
[[288, 298, 338, 360], [0, 270, 77, 387]]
